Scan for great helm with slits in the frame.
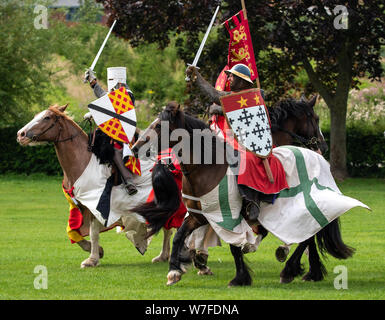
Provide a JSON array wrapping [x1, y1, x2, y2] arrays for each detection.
[[225, 63, 253, 84], [107, 67, 127, 91]]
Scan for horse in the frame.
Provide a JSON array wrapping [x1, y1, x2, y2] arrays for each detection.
[[131, 100, 361, 286], [267, 96, 355, 282], [159, 95, 351, 283], [207, 95, 352, 282], [268, 95, 327, 154], [16, 104, 172, 268]]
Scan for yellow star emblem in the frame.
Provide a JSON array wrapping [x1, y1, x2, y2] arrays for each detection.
[[237, 96, 248, 108], [254, 94, 261, 105]]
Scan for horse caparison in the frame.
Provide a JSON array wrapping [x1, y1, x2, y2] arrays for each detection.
[[16, 104, 172, 268], [132, 98, 354, 286]]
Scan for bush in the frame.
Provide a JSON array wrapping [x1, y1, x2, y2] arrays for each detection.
[[4, 123, 385, 177], [0, 126, 62, 176], [322, 125, 385, 178]]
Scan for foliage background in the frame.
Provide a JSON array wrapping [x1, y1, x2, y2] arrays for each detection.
[[1, 1, 384, 178]]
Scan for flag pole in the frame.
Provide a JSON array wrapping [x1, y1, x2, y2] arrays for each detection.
[[241, 0, 271, 184], [240, 0, 261, 89], [241, 0, 247, 20]]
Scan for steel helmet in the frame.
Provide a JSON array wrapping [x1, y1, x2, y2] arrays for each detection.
[[107, 67, 127, 91], [225, 64, 253, 84]]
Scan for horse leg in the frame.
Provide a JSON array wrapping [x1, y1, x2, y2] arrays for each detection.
[[279, 239, 310, 283], [76, 209, 104, 258], [228, 244, 252, 287], [302, 237, 327, 282], [77, 240, 104, 259], [275, 244, 291, 263], [189, 225, 217, 276], [152, 228, 173, 263], [192, 249, 213, 276], [81, 216, 102, 268], [167, 215, 204, 285]]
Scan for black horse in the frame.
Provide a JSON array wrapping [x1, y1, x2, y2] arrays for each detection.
[[132, 98, 354, 286]]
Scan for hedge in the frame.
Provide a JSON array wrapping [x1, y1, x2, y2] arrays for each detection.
[[322, 127, 385, 178], [1, 126, 62, 175], [2, 125, 385, 178]]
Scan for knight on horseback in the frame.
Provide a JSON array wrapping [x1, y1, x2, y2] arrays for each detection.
[[84, 67, 138, 196], [186, 63, 288, 224]]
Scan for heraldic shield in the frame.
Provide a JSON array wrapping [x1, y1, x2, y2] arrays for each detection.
[[88, 87, 137, 144], [220, 88, 272, 158]]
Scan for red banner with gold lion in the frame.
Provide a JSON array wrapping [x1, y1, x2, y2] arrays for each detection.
[[215, 10, 258, 91]]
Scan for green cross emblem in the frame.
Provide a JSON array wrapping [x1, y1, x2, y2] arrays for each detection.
[[278, 146, 333, 227], [217, 175, 243, 230]]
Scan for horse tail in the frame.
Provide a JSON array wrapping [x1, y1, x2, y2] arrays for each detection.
[[316, 218, 355, 259], [132, 162, 180, 237]]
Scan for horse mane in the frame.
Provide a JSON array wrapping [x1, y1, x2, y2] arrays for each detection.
[[267, 97, 311, 131], [48, 105, 85, 133], [160, 103, 234, 165], [160, 103, 210, 132]]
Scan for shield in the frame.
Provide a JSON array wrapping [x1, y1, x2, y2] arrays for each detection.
[[88, 86, 136, 144], [220, 88, 272, 158]]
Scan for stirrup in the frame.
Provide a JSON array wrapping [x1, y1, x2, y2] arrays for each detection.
[[125, 183, 138, 196], [247, 202, 260, 223]]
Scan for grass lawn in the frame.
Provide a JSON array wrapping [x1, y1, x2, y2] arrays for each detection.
[[0, 174, 384, 300]]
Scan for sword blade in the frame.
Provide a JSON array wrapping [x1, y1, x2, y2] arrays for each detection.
[[191, 5, 220, 67], [90, 19, 117, 71]]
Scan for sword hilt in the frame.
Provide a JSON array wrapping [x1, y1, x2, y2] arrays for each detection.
[[185, 64, 200, 82]]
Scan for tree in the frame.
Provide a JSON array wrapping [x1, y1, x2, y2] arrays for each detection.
[[0, 0, 54, 126], [253, 0, 385, 180], [98, 0, 385, 180], [74, 0, 103, 23]]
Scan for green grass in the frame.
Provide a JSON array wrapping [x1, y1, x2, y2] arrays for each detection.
[[0, 175, 384, 300]]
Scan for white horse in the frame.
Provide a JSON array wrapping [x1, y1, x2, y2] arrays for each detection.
[[16, 104, 173, 268]]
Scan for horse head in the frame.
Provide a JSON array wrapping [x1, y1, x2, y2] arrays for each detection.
[[271, 96, 328, 154], [298, 95, 328, 154], [132, 101, 184, 156], [17, 104, 69, 146]]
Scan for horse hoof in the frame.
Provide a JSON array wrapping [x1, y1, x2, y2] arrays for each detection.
[[81, 258, 99, 268], [275, 246, 290, 263], [228, 276, 252, 287], [280, 276, 294, 284], [197, 267, 213, 276], [227, 280, 251, 287], [152, 255, 169, 263], [302, 272, 323, 282], [167, 270, 182, 286]]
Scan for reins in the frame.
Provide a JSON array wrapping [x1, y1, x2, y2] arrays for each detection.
[[32, 115, 82, 144], [271, 125, 320, 148]]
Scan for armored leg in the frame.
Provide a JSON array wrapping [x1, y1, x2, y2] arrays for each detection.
[[113, 147, 138, 195]]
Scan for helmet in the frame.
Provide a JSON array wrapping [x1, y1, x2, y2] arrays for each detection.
[[107, 67, 127, 91], [225, 64, 253, 84]]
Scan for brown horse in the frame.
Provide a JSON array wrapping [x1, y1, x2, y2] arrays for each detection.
[[132, 100, 356, 286], [207, 95, 348, 283], [269, 95, 327, 154], [16, 104, 170, 268]]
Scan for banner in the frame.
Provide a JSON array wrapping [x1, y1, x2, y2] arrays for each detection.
[[216, 10, 258, 91]]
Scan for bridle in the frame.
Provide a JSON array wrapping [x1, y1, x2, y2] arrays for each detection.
[[272, 125, 320, 148], [31, 115, 81, 143], [271, 111, 322, 150]]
